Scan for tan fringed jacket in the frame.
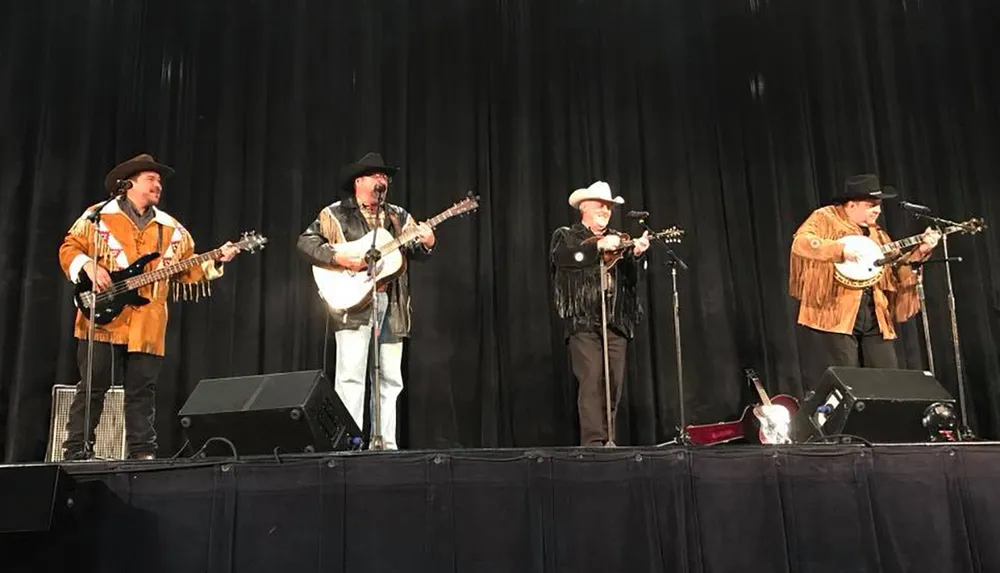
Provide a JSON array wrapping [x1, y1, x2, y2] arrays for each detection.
[[789, 205, 926, 340], [59, 200, 223, 356]]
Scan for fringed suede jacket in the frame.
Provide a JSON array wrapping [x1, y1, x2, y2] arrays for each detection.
[[550, 223, 643, 339], [297, 197, 432, 343], [790, 205, 925, 340], [58, 198, 224, 356]]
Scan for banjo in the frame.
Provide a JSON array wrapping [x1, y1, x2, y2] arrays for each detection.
[[834, 217, 984, 288]]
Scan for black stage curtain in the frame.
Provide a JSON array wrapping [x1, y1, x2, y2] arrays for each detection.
[[2, 0, 1000, 461], [6, 446, 1000, 572]]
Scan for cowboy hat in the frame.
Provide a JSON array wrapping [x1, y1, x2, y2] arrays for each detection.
[[339, 152, 400, 191], [568, 181, 624, 209], [831, 173, 898, 204], [104, 154, 175, 195]]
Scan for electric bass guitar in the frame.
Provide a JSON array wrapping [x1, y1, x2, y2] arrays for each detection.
[[73, 231, 268, 325], [583, 227, 685, 269], [312, 193, 480, 313], [685, 368, 799, 445], [834, 217, 984, 288]]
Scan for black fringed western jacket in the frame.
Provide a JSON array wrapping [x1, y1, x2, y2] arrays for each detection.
[[549, 223, 644, 339]]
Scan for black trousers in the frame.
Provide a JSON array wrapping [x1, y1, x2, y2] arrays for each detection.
[[63, 341, 162, 458], [799, 289, 899, 398], [567, 329, 628, 446]]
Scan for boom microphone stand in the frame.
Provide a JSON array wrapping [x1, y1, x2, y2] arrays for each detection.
[[79, 181, 127, 459], [365, 183, 387, 451], [910, 210, 978, 439]]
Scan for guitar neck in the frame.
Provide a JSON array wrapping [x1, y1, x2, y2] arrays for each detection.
[[379, 209, 455, 255], [747, 371, 771, 405], [122, 249, 221, 290]]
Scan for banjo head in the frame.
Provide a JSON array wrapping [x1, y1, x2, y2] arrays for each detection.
[[834, 235, 885, 288]]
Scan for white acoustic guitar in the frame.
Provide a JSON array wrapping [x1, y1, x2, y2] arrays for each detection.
[[834, 217, 984, 288], [313, 193, 480, 312]]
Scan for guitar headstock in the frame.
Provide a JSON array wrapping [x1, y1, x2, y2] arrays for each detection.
[[744, 368, 760, 385], [654, 226, 685, 244], [235, 231, 269, 253], [446, 191, 480, 218], [959, 217, 986, 235]]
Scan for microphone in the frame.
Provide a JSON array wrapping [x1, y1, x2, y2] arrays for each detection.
[[116, 179, 132, 193], [899, 200, 931, 214], [374, 182, 387, 194], [626, 210, 649, 219]]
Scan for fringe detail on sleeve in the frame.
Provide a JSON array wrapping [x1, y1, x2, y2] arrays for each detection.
[[788, 254, 837, 306], [68, 215, 118, 271], [171, 279, 213, 303]]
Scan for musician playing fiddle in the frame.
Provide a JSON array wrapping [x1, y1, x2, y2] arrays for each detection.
[[789, 174, 939, 397], [549, 181, 650, 446]]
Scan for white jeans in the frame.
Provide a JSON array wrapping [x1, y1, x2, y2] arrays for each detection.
[[334, 292, 404, 449]]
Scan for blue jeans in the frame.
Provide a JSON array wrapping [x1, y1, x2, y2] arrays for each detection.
[[334, 292, 404, 449]]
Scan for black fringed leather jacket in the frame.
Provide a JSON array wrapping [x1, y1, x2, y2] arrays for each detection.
[[549, 223, 644, 339]]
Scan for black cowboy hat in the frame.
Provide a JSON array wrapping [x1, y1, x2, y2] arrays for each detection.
[[831, 173, 898, 204], [104, 154, 175, 195], [339, 152, 399, 192]]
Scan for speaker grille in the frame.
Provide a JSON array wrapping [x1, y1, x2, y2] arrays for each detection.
[[46, 384, 126, 462]]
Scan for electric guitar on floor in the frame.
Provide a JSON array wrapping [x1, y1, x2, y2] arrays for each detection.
[[685, 368, 799, 445], [312, 193, 479, 313], [74, 231, 267, 324]]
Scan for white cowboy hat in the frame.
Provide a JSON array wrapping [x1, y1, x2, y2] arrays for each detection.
[[567, 181, 624, 209]]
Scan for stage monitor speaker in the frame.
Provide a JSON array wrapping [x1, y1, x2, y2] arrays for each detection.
[[792, 367, 956, 443], [0, 465, 78, 534], [178, 370, 363, 457]]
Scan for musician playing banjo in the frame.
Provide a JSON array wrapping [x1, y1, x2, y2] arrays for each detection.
[[790, 174, 940, 396], [297, 152, 435, 450], [550, 181, 650, 446]]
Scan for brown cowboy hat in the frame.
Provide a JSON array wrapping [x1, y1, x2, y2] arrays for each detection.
[[831, 173, 898, 204], [104, 154, 175, 195], [338, 152, 399, 191]]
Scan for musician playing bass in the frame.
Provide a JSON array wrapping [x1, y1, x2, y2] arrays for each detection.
[[296, 152, 434, 450], [790, 174, 939, 396], [59, 154, 239, 460], [550, 181, 650, 446]]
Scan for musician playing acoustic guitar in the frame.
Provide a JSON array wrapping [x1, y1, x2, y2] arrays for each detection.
[[297, 152, 434, 450], [790, 174, 939, 397], [550, 181, 650, 446]]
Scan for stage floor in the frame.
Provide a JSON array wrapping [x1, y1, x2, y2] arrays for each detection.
[[4, 443, 1000, 573]]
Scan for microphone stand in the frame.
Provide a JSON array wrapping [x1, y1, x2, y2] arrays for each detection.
[[910, 210, 975, 439], [80, 190, 122, 459], [365, 189, 386, 451], [906, 257, 963, 376], [634, 216, 690, 446], [598, 251, 615, 447]]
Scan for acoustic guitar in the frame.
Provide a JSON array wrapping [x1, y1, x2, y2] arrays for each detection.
[[312, 193, 479, 313], [685, 368, 799, 445]]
